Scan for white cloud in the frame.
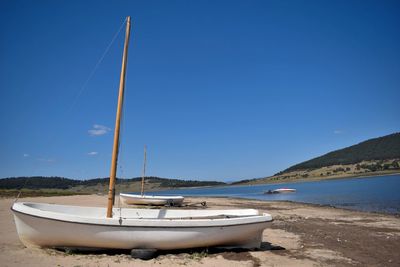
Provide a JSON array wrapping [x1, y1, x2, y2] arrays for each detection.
[[87, 151, 98, 156], [23, 153, 30, 157], [88, 124, 111, 136], [334, 130, 344, 134]]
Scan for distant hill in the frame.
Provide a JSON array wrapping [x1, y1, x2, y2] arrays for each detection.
[[280, 132, 400, 174], [2, 133, 400, 191], [235, 133, 400, 185], [0, 176, 225, 191]]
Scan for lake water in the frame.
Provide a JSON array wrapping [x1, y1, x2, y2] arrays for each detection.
[[153, 174, 400, 214]]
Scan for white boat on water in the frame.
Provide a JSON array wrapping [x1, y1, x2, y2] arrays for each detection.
[[265, 188, 296, 194], [120, 193, 184, 206], [11, 16, 272, 251], [120, 145, 185, 206]]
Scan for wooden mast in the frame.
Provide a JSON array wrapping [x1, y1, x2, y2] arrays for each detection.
[[140, 145, 147, 196], [107, 16, 131, 218]]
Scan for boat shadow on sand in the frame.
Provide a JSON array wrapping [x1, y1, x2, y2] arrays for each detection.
[[55, 241, 285, 260]]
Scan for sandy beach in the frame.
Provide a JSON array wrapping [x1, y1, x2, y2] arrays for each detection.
[[1, 195, 399, 267]]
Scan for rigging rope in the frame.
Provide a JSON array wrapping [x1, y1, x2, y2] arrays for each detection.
[[13, 177, 31, 203], [67, 17, 128, 112], [14, 18, 129, 203]]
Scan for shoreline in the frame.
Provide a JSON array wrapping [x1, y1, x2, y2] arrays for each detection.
[[147, 172, 400, 194], [230, 171, 400, 186], [189, 195, 400, 217], [153, 173, 400, 216], [1, 195, 399, 266]]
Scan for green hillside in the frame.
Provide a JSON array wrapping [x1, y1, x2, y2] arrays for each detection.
[[281, 132, 400, 173], [0, 176, 225, 191], [233, 132, 400, 185]]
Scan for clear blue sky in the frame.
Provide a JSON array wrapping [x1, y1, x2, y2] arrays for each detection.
[[0, 0, 399, 181]]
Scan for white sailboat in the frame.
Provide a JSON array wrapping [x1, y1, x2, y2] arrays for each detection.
[[120, 193, 184, 206], [11, 17, 273, 251], [120, 145, 185, 206], [12, 202, 270, 250]]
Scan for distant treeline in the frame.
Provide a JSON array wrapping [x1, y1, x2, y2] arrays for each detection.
[[231, 178, 259, 185], [279, 132, 400, 174], [0, 176, 225, 190]]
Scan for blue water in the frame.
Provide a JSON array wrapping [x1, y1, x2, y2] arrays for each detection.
[[152, 175, 400, 214]]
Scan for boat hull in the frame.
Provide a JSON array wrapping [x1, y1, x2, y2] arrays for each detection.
[[120, 193, 184, 206], [12, 202, 271, 250]]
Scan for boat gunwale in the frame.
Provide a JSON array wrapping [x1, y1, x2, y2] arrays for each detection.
[[11, 207, 273, 228], [11, 203, 273, 228]]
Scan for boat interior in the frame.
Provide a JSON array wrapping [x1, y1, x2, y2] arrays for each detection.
[[18, 202, 262, 219]]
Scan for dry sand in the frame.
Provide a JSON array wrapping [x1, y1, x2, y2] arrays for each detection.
[[1, 195, 399, 266]]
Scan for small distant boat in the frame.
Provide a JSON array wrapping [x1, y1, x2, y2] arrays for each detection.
[[265, 188, 296, 194], [119, 145, 185, 206]]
